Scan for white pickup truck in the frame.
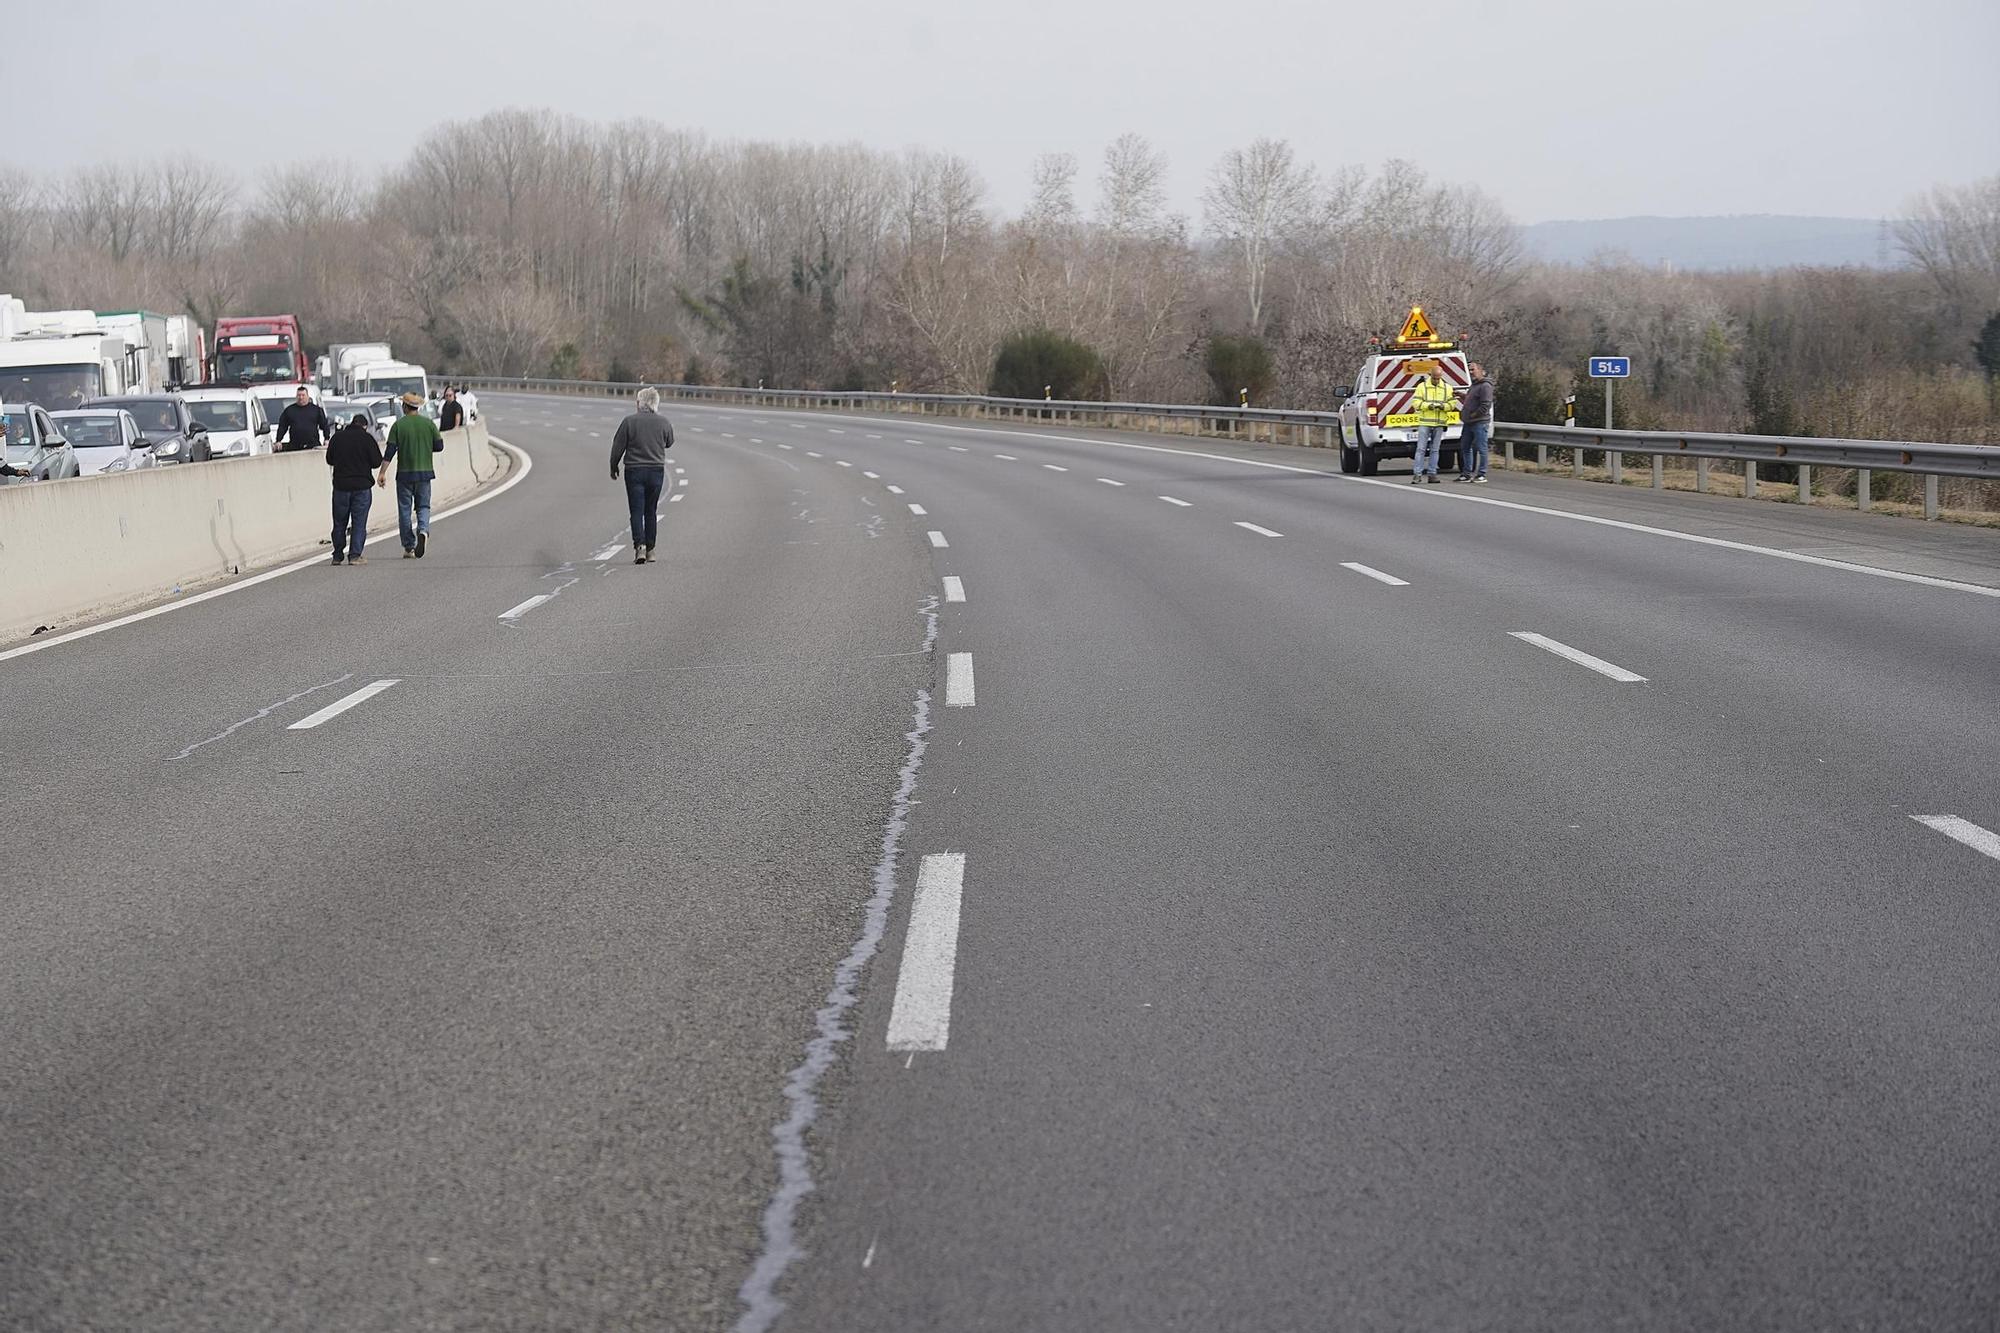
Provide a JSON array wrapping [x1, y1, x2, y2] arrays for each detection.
[[1334, 311, 1470, 476]]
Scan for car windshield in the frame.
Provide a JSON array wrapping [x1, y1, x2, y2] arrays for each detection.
[[358, 376, 423, 398], [258, 394, 304, 420], [55, 414, 125, 448], [0, 365, 102, 411], [113, 401, 181, 434], [215, 350, 296, 383], [188, 400, 249, 432]]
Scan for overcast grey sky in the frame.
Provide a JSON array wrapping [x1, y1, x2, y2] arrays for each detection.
[[10, 0, 1995, 223]]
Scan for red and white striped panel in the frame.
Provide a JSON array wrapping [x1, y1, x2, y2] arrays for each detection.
[[1370, 353, 1468, 417]]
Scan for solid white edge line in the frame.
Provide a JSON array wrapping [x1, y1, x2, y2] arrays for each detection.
[[927, 531, 949, 547], [286, 678, 400, 730], [0, 436, 534, 665], [1159, 495, 1191, 506], [945, 652, 974, 706], [886, 852, 968, 1052], [941, 576, 965, 603], [1235, 522, 1284, 537], [499, 593, 552, 620], [1341, 561, 1409, 586], [1509, 631, 1647, 682], [1911, 815, 2000, 863], [908, 503, 927, 516]]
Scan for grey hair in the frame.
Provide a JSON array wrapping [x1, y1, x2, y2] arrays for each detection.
[[635, 386, 661, 411]]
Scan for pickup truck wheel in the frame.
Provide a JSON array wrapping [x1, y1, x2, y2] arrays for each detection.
[[1358, 442, 1379, 476], [1338, 427, 1360, 474]]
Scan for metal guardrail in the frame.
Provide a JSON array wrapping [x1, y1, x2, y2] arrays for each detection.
[[457, 376, 1998, 517]]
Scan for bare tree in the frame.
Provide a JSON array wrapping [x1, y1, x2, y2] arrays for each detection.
[[1203, 139, 1314, 333], [1896, 175, 2000, 317]]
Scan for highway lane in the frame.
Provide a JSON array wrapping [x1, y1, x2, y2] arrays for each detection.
[[0, 413, 938, 1330], [5, 389, 1997, 1330], [606, 394, 2000, 1329]]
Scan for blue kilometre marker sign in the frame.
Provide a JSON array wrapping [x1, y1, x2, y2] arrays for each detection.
[[1589, 357, 1631, 378]]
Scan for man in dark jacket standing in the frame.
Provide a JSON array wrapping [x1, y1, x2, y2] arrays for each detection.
[[438, 385, 464, 433], [275, 386, 330, 452], [1457, 364, 1495, 483], [610, 386, 674, 564], [326, 413, 384, 565]]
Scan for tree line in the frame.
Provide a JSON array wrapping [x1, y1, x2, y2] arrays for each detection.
[[1, 111, 1995, 458]]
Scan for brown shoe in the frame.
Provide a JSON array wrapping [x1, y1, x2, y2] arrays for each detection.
[[349, 555, 367, 565]]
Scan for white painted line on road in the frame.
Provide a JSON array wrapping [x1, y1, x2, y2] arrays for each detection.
[[1341, 561, 1409, 586], [721, 433, 736, 439], [750, 439, 763, 444], [837, 460, 853, 467], [1235, 522, 1284, 537], [499, 594, 553, 621], [886, 852, 968, 1053], [588, 430, 601, 438], [676, 466, 686, 473], [670, 493, 685, 502], [806, 451, 822, 458], [1911, 815, 2000, 863], [287, 678, 400, 730], [778, 443, 793, 450], [1096, 477, 1125, 486], [886, 485, 905, 494], [591, 543, 627, 562], [928, 531, 949, 547], [0, 436, 535, 665], [942, 576, 966, 603], [944, 652, 974, 706], [904, 439, 923, 444], [1509, 631, 1647, 682], [867, 433, 884, 439], [863, 470, 880, 478], [908, 503, 928, 516], [828, 429, 846, 435], [1043, 464, 1069, 472], [949, 446, 969, 453], [994, 454, 1017, 461], [1159, 495, 1191, 506]]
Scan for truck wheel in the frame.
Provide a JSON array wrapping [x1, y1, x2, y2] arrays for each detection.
[[1358, 442, 1379, 476], [1338, 426, 1360, 474]]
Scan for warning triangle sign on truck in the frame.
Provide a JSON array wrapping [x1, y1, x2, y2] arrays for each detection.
[[1396, 306, 1437, 343]]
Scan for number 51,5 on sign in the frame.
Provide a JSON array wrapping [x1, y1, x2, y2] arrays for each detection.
[[1590, 357, 1631, 378]]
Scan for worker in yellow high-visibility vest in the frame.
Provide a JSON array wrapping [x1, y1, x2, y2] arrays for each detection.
[[1410, 371, 1458, 484]]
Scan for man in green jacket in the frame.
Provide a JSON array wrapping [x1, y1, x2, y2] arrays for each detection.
[[377, 392, 444, 557]]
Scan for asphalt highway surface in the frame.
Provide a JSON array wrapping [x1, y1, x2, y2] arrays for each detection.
[[3, 392, 1997, 1331]]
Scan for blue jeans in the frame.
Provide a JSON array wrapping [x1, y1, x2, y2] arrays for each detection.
[[331, 486, 373, 558], [1413, 426, 1444, 475], [625, 468, 665, 548], [396, 473, 433, 550], [1462, 421, 1491, 477]]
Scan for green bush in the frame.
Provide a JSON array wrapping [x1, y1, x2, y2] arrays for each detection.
[[1494, 363, 1564, 425], [989, 329, 1107, 401], [1205, 335, 1274, 406]]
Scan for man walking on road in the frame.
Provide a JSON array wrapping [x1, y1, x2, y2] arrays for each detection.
[[1411, 370, 1457, 484], [377, 392, 443, 558], [275, 386, 330, 452], [610, 386, 674, 564], [438, 385, 464, 434], [1457, 363, 1494, 484], [326, 412, 384, 566]]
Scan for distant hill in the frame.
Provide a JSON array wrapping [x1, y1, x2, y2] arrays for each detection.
[[1521, 215, 1898, 271]]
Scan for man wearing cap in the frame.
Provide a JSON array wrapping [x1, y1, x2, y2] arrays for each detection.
[[377, 391, 444, 558]]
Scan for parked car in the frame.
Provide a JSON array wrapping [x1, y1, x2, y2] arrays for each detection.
[[51, 408, 156, 475], [84, 393, 212, 463], [179, 386, 273, 458], [1, 401, 81, 482]]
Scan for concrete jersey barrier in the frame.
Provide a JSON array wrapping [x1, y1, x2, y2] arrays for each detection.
[[0, 419, 500, 642]]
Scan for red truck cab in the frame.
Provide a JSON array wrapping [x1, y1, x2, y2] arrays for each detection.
[[212, 315, 307, 385]]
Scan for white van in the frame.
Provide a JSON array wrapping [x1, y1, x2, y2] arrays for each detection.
[[180, 386, 274, 458]]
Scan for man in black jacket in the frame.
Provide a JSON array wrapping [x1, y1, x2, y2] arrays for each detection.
[[276, 386, 330, 452], [326, 413, 385, 565], [438, 385, 464, 433], [1457, 364, 1495, 483]]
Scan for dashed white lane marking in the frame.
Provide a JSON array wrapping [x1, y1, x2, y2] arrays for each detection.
[[591, 542, 627, 562], [721, 433, 736, 439], [751, 438, 763, 443], [287, 678, 400, 729], [1911, 815, 2000, 863], [588, 431, 601, 438], [1509, 631, 1647, 683], [675, 466, 686, 473], [863, 471, 880, 478], [908, 503, 928, 516], [499, 594, 553, 620], [567, 426, 578, 432], [994, 454, 1017, 461], [828, 429, 846, 435], [886, 485, 905, 494], [837, 460, 853, 467], [886, 852, 968, 1052], [1341, 561, 1409, 586], [1042, 464, 1069, 472], [778, 443, 793, 450], [928, 531, 949, 548], [806, 451, 822, 458], [942, 576, 966, 603], [670, 493, 685, 502], [1159, 495, 1192, 506], [1235, 522, 1283, 537], [944, 652, 974, 706], [1096, 478, 1125, 486], [903, 439, 923, 444], [949, 446, 969, 453], [867, 433, 884, 439]]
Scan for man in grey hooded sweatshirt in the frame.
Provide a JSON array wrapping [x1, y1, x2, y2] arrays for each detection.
[[610, 386, 675, 563]]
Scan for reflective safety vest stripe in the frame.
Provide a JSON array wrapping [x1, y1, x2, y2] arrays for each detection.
[[1413, 379, 1454, 425]]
